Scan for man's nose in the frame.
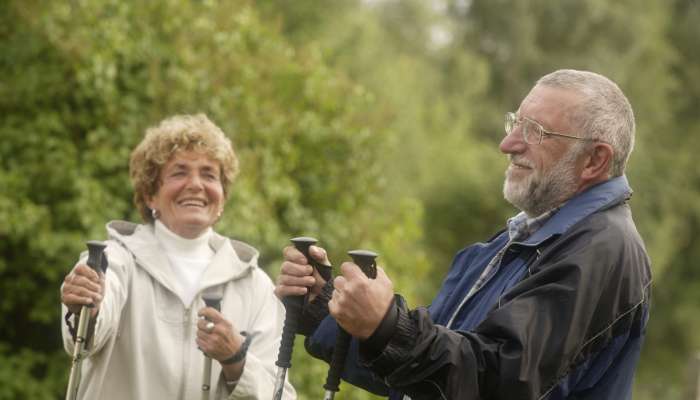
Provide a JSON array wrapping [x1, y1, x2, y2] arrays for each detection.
[[499, 126, 527, 155]]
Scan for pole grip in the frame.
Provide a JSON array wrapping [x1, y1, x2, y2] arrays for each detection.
[[275, 237, 319, 370], [84, 241, 107, 309]]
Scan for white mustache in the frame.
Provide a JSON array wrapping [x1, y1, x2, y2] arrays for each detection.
[[508, 156, 534, 168]]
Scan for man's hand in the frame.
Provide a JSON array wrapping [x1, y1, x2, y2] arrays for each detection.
[[61, 264, 105, 318], [275, 245, 330, 302], [329, 263, 394, 340]]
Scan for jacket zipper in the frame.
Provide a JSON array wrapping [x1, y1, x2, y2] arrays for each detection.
[[179, 306, 191, 400]]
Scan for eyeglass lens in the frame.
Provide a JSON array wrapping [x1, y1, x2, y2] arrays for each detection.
[[505, 113, 539, 144]]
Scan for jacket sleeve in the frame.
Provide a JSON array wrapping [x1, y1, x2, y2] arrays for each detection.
[[358, 219, 651, 399], [224, 268, 296, 399], [61, 240, 133, 357]]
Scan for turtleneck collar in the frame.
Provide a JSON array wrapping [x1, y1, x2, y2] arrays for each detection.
[[154, 220, 213, 259]]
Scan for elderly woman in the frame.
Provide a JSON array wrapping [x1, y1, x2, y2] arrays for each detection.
[[60, 114, 296, 399]]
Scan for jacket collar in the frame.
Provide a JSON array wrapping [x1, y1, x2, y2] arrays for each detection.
[[522, 175, 633, 245], [106, 221, 257, 300]]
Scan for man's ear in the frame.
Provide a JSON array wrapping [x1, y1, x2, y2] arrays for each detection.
[[581, 142, 614, 182]]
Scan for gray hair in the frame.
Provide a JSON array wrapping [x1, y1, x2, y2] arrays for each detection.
[[536, 69, 635, 177]]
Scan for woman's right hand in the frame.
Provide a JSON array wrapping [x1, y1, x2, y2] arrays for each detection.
[[274, 245, 330, 302], [61, 264, 105, 317]]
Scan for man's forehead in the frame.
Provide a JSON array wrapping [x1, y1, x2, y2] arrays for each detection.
[[518, 85, 580, 124]]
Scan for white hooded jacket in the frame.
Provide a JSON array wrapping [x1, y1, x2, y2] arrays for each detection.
[[62, 221, 296, 399]]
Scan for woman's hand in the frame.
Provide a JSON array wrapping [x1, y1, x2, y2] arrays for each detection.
[[61, 264, 105, 318], [274, 245, 330, 302], [197, 307, 246, 382]]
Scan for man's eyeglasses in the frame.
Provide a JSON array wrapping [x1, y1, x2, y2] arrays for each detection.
[[504, 112, 594, 145]]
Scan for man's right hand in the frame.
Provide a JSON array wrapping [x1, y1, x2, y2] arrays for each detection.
[[274, 245, 330, 302], [61, 264, 104, 318]]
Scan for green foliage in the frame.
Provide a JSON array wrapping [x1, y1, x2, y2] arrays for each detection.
[[1, 1, 425, 398]]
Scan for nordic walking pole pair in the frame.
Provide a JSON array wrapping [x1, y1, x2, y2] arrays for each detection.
[[65, 241, 108, 400], [272, 237, 332, 400], [271, 235, 378, 400]]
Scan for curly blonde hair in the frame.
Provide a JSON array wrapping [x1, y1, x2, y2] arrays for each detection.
[[129, 114, 239, 223]]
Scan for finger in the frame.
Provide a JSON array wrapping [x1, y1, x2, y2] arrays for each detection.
[[282, 245, 307, 264], [198, 307, 224, 322], [64, 284, 101, 302], [196, 335, 211, 351], [280, 260, 314, 278], [277, 268, 316, 287], [333, 275, 347, 292], [69, 274, 103, 293], [62, 292, 97, 309], [274, 284, 308, 298], [339, 262, 365, 281], [328, 292, 339, 317], [74, 264, 101, 282], [309, 246, 331, 266]]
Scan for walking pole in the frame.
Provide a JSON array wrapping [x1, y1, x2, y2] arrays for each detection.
[[66, 241, 108, 400], [272, 237, 332, 400], [323, 249, 378, 400], [201, 288, 224, 400]]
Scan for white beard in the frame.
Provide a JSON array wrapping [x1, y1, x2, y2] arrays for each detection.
[[503, 147, 581, 217]]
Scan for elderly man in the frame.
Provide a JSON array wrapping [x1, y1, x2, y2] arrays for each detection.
[[276, 69, 651, 400]]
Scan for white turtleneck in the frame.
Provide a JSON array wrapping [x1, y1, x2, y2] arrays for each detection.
[[154, 220, 215, 306]]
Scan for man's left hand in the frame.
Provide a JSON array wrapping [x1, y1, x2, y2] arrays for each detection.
[[329, 263, 394, 339]]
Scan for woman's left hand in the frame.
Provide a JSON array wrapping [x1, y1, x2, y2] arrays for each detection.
[[196, 307, 245, 362]]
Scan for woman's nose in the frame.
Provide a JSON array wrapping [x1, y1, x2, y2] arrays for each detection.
[[185, 173, 204, 190]]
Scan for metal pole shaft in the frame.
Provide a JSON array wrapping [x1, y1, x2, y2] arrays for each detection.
[[65, 305, 92, 400], [201, 356, 213, 400], [272, 367, 288, 400]]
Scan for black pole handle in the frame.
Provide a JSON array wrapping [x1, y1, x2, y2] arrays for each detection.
[[85, 241, 108, 308], [324, 249, 378, 394], [202, 291, 223, 312], [86, 241, 107, 273]]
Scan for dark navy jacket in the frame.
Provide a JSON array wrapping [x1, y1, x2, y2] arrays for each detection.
[[307, 176, 652, 399]]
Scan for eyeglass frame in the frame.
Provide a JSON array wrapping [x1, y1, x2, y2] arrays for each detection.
[[504, 112, 598, 145]]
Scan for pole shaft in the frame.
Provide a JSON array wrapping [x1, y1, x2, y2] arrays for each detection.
[[201, 356, 212, 400], [272, 367, 287, 400], [65, 305, 92, 400]]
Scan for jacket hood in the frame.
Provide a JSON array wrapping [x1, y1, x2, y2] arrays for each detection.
[[105, 220, 259, 301]]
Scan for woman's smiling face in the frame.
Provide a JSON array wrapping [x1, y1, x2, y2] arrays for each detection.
[[147, 150, 224, 238]]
